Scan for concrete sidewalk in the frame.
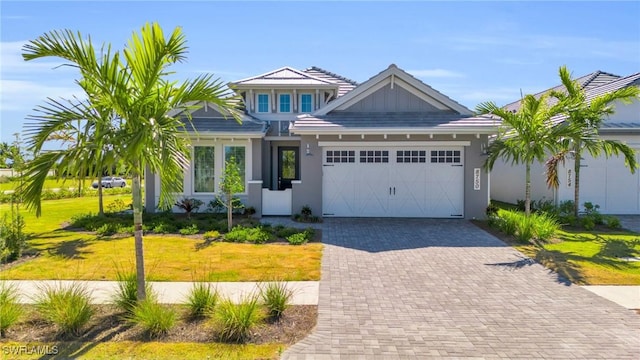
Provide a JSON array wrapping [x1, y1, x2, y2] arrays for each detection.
[[1, 280, 319, 305], [582, 285, 640, 309]]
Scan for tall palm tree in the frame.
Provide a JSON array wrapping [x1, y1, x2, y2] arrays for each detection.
[[477, 93, 564, 215], [21, 23, 240, 300], [545, 66, 639, 217]]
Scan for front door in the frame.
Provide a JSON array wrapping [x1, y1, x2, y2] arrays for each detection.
[[278, 147, 299, 190]]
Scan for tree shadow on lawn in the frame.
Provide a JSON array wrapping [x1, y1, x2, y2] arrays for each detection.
[[45, 238, 93, 260], [594, 235, 640, 259]]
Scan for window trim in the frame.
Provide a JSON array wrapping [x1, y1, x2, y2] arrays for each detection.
[[256, 93, 270, 113], [223, 144, 248, 195], [299, 93, 313, 113], [278, 93, 292, 113]]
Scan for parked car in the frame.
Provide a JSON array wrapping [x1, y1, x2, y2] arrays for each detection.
[[92, 176, 127, 189]]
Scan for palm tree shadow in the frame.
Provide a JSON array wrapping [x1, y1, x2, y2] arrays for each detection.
[[46, 238, 93, 259], [485, 255, 536, 269]]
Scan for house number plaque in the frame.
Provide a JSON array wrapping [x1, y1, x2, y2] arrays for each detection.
[[473, 168, 481, 190]]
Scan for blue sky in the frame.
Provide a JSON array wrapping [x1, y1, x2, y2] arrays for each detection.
[[1, 1, 639, 143]]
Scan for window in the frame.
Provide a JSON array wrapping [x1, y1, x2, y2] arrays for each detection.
[[326, 150, 355, 163], [279, 94, 291, 113], [224, 146, 246, 192], [300, 94, 313, 113], [397, 150, 426, 163], [257, 94, 269, 113], [193, 146, 215, 192], [360, 150, 389, 163], [430, 150, 461, 163]]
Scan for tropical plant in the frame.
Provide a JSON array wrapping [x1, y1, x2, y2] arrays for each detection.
[[545, 66, 639, 217], [477, 93, 564, 215], [0, 283, 24, 336], [175, 197, 204, 218], [21, 23, 241, 301], [34, 282, 94, 336], [0, 201, 27, 262], [218, 156, 245, 232]]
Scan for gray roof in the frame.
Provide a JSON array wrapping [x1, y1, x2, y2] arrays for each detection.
[[182, 116, 266, 134], [303, 66, 359, 97], [584, 72, 640, 102], [503, 70, 621, 112], [291, 112, 499, 133], [231, 66, 337, 87]]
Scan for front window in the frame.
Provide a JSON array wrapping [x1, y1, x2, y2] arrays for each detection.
[[300, 94, 313, 113], [257, 93, 269, 113], [279, 94, 291, 113], [193, 146, 215, 192], [224, 146, 246, 192]]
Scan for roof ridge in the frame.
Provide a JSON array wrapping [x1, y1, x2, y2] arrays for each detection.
[[306, 66, 359, 85], [580, 70, 621, 89], [232, 66, 335, 85]]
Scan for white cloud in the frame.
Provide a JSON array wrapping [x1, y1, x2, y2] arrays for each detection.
[[1, 41, 74, 75], [0, 79, 80, 112], [408, 69, 465, 78]]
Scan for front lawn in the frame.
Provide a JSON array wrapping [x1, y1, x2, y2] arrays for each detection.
[[1, 195, 322, 282]]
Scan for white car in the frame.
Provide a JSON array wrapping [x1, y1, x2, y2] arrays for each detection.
[[92, 176, 127, 189]]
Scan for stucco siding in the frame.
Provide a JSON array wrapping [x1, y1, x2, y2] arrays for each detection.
[[489, 159, 554, 206], [464, 136, 492, 219], [605, 98, 640, 123], [343, 83, 441, 113], [292, 136, 323, 216]]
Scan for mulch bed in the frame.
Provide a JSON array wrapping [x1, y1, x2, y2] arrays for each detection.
[[3, 304, 317, 344]]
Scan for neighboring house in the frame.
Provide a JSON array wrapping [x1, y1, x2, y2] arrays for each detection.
[[490, 71, 640, 214], [145, 64, 500, 219]]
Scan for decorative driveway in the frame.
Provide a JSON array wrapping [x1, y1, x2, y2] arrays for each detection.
[[283, 219, 640, 359]]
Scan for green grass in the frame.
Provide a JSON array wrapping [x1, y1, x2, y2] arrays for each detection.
[[1, 195, 322, 282], [515, 228, 640, 285], [0, 341, 283, 359], [0, 179, 94, 191]]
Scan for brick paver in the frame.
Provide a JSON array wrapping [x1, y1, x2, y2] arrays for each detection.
[[283, 218, 640, 359]]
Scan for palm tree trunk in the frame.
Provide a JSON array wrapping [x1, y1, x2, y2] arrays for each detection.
[[132, 169, 146, 301], [525, 163, 531, 216], [573, 144, 581, 218]]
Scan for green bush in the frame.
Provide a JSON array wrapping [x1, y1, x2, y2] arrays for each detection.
[[185, 283, 218, 319], [129, 299, 176, 338], [175, 197, 204, 219], [493, 209, 559, 243], [0, 283, 23, 336], [532, 213, 560, 241], [95, 223, 120, 237], [582, 216, 596, 231], [213, 295, 265, 343], [35, 282, 94, 336], [224, 226, 272, 244], [286, 232, 309, 245], [203, 230, 220, 241], [0, 203, 26, 262], [260, 282, 293, 319], [112, 271, 156, 315], [274, 225, 300, 239], [153, 223, 177, 234], [106, 199, 128, 213], [605, 216, 621, 229], [179, 223, 199, 235]]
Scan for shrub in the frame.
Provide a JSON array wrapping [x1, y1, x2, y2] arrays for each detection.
[[260, 282, 293, 319], [129, 299, 176, 338], [0, 283, 23, 336], [179, 223, 199, 235], [175, 198, 204, 218], [273, 225, 300, 239], [95, 223, 120, 237], [112, 271, 156, 315], [582, 216, 596, 231], [605, 216, 621, 229], [301, 205, 312, 217], [35, 282, 94, 336], [532, 213, 560, 241], [486, 202, 499, 216], [583, 202, 604, 225], [153, 223, 177, 234], [213, 295, 265, 343], [106, 199, 127, 213], [185, 283, 218, 319], [203, 230, 220, 241], [287, 231, 312, 245], [494, 209, 559, 243], [0, 202, 27, 262], [224, 226, 272, 244], [244, 206, 256, 217], [207, 199, 225, 213]]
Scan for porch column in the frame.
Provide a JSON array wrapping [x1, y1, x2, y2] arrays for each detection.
[[247, 180, 263, 218]]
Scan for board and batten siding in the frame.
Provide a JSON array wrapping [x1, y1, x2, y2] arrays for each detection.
[[342, 83, 442, 113]]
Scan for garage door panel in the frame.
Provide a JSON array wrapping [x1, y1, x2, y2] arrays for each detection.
[[355, 164, 390, 216], [323, 165, 357, 216]]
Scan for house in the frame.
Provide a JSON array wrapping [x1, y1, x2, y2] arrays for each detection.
[[490, 71, 640, 214], [145, 64, 500, 219]]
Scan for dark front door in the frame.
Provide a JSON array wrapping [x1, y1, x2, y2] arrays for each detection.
[[278, 147, 299, 190]]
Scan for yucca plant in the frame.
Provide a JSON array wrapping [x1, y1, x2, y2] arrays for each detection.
[[213, 295, 265, 343], [185, 282, 218, 319], [260, 282, 293, 320], [0, 283, 24, 336], [129, 299, 176, 338], [35, 282, 94, 336]]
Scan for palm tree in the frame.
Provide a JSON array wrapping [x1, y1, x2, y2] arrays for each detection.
[[545, 66, 639, 217], [21, 23, 240, 300], [477, 93, 564, 215]]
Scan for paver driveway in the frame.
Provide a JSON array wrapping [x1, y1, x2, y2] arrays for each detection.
[[284, 219, 640, 359]]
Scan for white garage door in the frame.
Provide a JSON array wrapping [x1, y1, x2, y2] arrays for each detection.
[[322, 147, 464, 218], [580, 152, 640, 214]]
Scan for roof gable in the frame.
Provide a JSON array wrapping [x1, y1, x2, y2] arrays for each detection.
[[303, 66, 358, 97], [231, 66, 337, 87], [313, 64, 473, 116]]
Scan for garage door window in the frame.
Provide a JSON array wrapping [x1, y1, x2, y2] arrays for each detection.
[[431, 150, 461, 163], [360, 150, 389, 163], [397, 150, 426, 163], [326, 150, 355, 163]]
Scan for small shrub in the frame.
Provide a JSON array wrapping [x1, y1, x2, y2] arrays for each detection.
[[185, 283, 218, 319], [497, 210, 518, 236], [179, 223, 199, 235], [260, 282, 293, 319], [207, 199, 225, 213], [213, 295, 265, 343], [583, 202, 604, 225], [582, 216, 596, 231], [112, 271, 156, 315], [287, 232, 309, 245], [244, 206, 256, 217], [0, 202, 27, 262], [153, 223, 177, 234], [95, 223, 120, 237], [203, 230, 220, 241], [224, 226, 272, 244], [301, 205, 312, 217], [106, 199, 127, 213], [274, 226, 300, 239], [514, 214, 535, 243], [175, 198, 204, 218], [486, 202, 499, 216], [532, 213, 560, 241], [35, 282, 94, 336], [129, 299, 176, 338], [0, 283, 23, 336], [558, 200, 575, 216], [605, 216, 621, 229]]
